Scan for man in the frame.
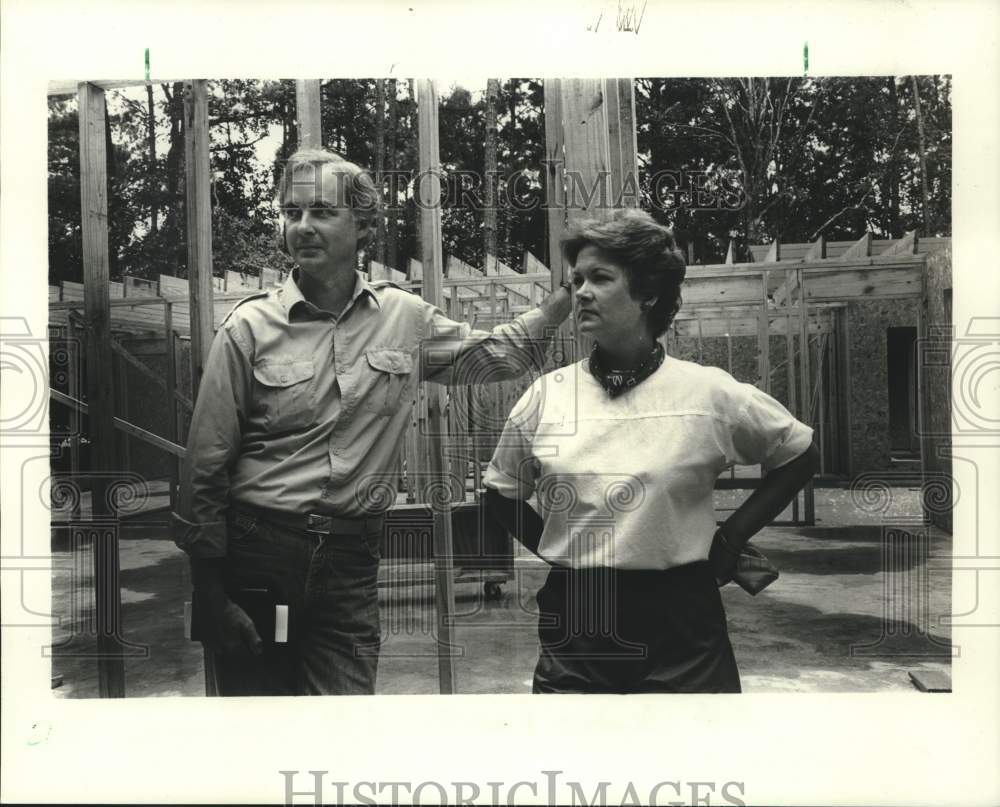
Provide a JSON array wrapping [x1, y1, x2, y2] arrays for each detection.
[[172, 148, 571, 696]]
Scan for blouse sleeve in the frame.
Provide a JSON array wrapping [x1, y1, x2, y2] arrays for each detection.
[[724, 384, 815, 472], [482, 383, 543, 500]]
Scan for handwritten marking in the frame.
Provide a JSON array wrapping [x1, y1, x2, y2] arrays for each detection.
[[803, 42, 809, 76], [144, 48, 150, 82], [616, 0, 646, 34], [586, 10, 603, 31]]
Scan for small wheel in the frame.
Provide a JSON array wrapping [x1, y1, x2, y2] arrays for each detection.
[[484, 581, 503, 600]]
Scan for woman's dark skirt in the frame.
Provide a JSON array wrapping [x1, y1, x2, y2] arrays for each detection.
[[532, 560, 741, 694]]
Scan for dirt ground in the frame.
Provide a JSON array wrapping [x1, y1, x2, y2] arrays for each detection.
[[48, 485, 952, 697]]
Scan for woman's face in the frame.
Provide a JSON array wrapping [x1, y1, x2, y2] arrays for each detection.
[[571, 245, 646, 344]]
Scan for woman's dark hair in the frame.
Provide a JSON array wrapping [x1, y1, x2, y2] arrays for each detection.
[[561, 208, 686, 338]]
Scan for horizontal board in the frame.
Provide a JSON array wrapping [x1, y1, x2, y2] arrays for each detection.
[[802, 265, 923, 301], [674, 314, 834, 338], [683, 275, 766, 306]]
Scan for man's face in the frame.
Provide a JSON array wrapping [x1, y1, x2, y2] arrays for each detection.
[[281, 163, 368, 281]]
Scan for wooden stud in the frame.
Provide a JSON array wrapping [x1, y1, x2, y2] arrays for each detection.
[[116, 350, 131, 470], [78, 81, 126, 698], [164, 301, 179, 509], [758, 275, 770, 392], [602, 78, 639, 207], [786, 315, 799, 519], [765, 239, 780, 263], [295, 80, 323, 149], [416, 79, 458, 695], [183, 81, 215, 397], [840, 231, 872, 260], [797, 267, 815, 523], [881, 229, 918, 257], [774, 236, 822, 306], [916, 291, 932, 523], [49, 389, 185, 457], [66, 315, 82, 519], [804, 234, 826, 261]]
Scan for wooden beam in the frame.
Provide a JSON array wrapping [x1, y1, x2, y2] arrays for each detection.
[[561, 78, 611, 222], [673, 314, 834, 338], [837, 306, 854, 477], [603, 78, 639, 207], [797, 268, 815, 523], [916, 289, 932, 523], [683, 274, 767, 306], [758, 276, 770, 391], [49, 79, 186, 97], [416, 79, 458, 695], [77, 82, 125, 698], [881, 229, 918, 257], [543, 78, 575, 365], [688, 253, 924, 275], [50, 389, 186, 457], [164, 302, 180, 509], [772, 237, 821, 307], [295, 80, 323, 149], [183, 80, 215, 396], [804, 234, 826, 261], [765, 239, 780, 263], [840, 231, 872, 260], [799, 265, 923, 302]]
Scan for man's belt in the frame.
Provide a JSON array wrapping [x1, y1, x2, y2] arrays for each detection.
[[231, 503, 384, 537]]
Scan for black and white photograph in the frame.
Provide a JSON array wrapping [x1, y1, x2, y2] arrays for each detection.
[[2, 1, 998, 805]]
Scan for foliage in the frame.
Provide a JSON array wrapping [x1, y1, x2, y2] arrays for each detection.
[[48, 76, 951, 285]]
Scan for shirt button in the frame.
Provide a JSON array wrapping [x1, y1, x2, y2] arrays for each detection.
[[281, 375, 288, 382]]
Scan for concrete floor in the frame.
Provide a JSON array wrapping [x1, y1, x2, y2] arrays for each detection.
[[49, 486, 952, 697]]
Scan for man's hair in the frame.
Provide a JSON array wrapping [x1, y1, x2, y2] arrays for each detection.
[[277, 148, 378, 251], [561, 208, 686, 338]]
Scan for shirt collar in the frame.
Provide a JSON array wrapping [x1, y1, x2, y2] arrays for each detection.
[[277, 268, 381, 321]]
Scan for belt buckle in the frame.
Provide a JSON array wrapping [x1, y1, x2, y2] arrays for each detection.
[[306, 514, 332, 534]]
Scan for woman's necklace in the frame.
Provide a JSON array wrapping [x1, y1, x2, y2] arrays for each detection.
[[589, 339, 665, 398]]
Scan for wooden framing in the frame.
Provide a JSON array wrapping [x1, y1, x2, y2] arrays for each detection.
[[78, 82, 126, 698], [50, 76, 942, 696], [416, 79, 458, 694], [183, 80, 215, 396], [295, 80, 323, 148]]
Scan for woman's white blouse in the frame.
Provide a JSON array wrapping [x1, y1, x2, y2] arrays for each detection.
[[483, 356, 814, 569]]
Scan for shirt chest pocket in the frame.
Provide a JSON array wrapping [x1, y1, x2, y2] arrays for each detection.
[[365, 349, 414, 415], [252, 359, 316, 432]]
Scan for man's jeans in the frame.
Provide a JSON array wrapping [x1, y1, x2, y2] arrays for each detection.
[[207, 509, 382, 696]]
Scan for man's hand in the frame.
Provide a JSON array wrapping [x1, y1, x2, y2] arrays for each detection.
[[190, 557, 263, 656], [538, 282, 573, 326]]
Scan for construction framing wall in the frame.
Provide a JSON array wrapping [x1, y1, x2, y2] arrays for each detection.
[[47, 78, 954, 697]]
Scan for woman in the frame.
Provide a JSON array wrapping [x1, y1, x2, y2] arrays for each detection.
[[484, 209, 819, 693]]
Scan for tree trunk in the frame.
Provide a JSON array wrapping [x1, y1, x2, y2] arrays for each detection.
[[147, 84, 158, 237], [163, 82, 186, 276], [887, 77, 900, 237], [374, 79, 387, 266], [386, 78, 398, 273], [484, 78, 500, 272], [909, 75, 932, 235]]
